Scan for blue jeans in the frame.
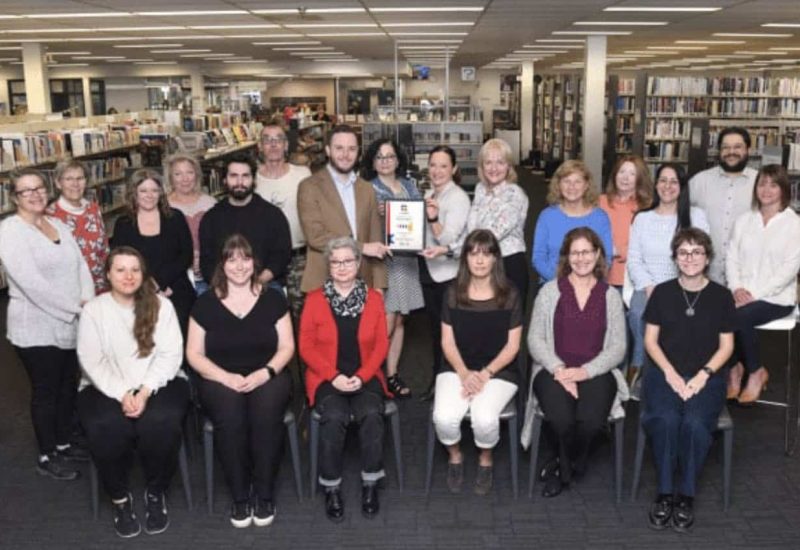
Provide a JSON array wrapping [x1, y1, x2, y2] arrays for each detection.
[[641, 364, 726, 497], [734, 300, 794, 373], [627, 289, 648, 367]]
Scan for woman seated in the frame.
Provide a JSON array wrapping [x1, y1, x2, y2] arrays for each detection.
[[186, 234, 293, 528], [76, 247, 189, 539], [432, 229, 522, 496], [524, 227, 627, 498], [299, 236, 390, 523], [726, 164, 800, 403], [642, 228, 735, 533]]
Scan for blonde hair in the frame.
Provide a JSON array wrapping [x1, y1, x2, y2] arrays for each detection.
[[164, 153, 203, 194], [546, 159, 598, 206], [478, 138, 518, 184]]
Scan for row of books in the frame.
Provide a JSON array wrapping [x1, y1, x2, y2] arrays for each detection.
[[645, 119, 692, 139], [708, 77, 800, 97], [645, 141, 689, 161], [617, 117, 635, 133], [708, 98, 800, 117], [618, 78, 637, 96], [647, 77, 709, 97], [183, 112, 247, 133], [84, 156, 132, 186], [647, 97, 708, 116], [85, 181, 127, 214], [615, 96, 635, 112], [616, 135, 633, 152]]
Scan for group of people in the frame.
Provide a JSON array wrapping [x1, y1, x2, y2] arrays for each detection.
[[0, 123, 797, 537]]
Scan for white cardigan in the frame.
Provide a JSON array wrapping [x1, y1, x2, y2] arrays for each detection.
[[726, 207, 800, 307], [423, 181, 470, 283], [77, 293, 185, 401]]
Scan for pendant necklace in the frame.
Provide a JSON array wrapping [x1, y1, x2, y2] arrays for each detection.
[[680, 281, 704, 317]]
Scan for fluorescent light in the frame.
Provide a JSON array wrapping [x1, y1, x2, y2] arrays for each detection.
[[250, 9, 298, 14], [307, 33, 385, 37], [625, 50, 678, 54], [72, 55, 126, 59], [67, 37, 144, 42], [770, 47, 800, 50], [388, 32, 469, 36], [0, 46, 21, 50], [47, 62, 89, 66], [223, 60, 263, 64], [252, 41, 321, 46], [181, 53, 235, 57], [573, 21, 667, 26], [0, 57, 19, 61], [106, 58, 151, 62], [603, 7, 722, 12], [150, 49, 210, 53], [285, 24, 377, 29], [382, 22, 474, 27], [115, 44, 181, 48], [189, 25, 279, 30], [522, 44, 583, 49], [134, 61, 178, 64], [95, 27, 185, 32], [514, 50, 567, 54], [397, 39, 462, 43], [648, 46, 707, 50], [762, 23, 800, 28], [311, 58, 359, 62], [272, 47, 334, 51], [370, 7, 484, 12], [535, 39, 585, 43], [714, 32, 792, 38], [26, 12, 133, 18], [136, 10, 246, 15], [7, 28, 91, 33], [290, 52, 346, 56], [675, 40, 745, 44], [735, 50, 788, 55], [552, 31, 633, 35], [48, 51, 91, 55], [0, 15, 21, 19]]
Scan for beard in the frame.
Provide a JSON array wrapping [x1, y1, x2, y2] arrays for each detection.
[[229, 185, 254, 201], [329, 157, 356, 175], [719, 153, 749, 173]]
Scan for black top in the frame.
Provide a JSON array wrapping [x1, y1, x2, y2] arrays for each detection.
[[333, 312, 361, 377], [190, 287, 288, 376], [441, 285, 523, 385], [112, 209, 194, 316], [198, 194, 292, 284], [643, 279, 736, 377]]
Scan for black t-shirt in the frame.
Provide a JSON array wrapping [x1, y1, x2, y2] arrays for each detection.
[[333, 312, 361, 377], [190, 287, 288, 376], [643, 279, 736, 377], [441, 286, 523, 385]]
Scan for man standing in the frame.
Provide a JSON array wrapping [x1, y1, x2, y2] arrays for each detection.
[[689, 127, 757, 284], [298, 124, 388, 292], [199, 155, 292, 287], [255, 123, 312, 320]]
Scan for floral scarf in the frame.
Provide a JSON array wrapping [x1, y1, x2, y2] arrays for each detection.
[[323, 277, 367, 318]]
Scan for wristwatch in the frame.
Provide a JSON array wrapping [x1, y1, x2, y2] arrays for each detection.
[[701, 366, 715, 376], [265, 365, 277, 378]]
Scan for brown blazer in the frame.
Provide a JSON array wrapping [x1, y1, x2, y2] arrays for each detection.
[[297, 167, 387, 292]]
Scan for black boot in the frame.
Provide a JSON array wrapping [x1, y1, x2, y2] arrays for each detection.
[[324, 487, 344, 523], [361, 484, 379, 519]]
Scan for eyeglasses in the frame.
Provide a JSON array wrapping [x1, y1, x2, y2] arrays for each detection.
[[376, 154, 397, 162], [261, 137, 286, 145], [329, 258, 357, 269], [60, 176, 87, 183], [676, 249, 706, 260], [15, 186, 48, 197], [569, 249, 597, 259]]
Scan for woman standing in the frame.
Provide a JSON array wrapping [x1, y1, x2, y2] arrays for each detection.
[[432, 230, 522, 495], [598, 155, 652, 289], [46, 160, 111, 294], [420, 145, 471, 399], [532, 160, 613, 284], [166, 153, 216, 295], [362, 138, 424, 399], [187, 234, 293, 528], [642, 228, 735, 532], [523, 227, 627, 497], [0, 168, 95, 480], [725, 164, 800, 403], [627, 164, 709, 388], [77, 247, 189, 538], [300, 237, 389, 523], [113, 169, 194, 335]]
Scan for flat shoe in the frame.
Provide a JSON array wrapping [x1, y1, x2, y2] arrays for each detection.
[[446, 462, 464, 494], [671, 496, 694, 533], [648, 494, 673, 530]]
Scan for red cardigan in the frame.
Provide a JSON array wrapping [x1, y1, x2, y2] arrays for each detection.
[[300, 287, 390, 406]]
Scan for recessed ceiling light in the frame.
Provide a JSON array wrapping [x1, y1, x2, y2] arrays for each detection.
[[6, 28, 92, 33], [26, 12, 133, 18], [370, 7, 484, 12], [648, 46, 707, 50], [535, 39, 585, 43], [603, 7, 722, 12], [0, 46, 21, 50], [151, 49, 210, 53], [675, 40, 745, 44], [311, 58, 359, 62], [115, 44, 181, 48], [398, 46, 458, 49], [47, 62, 89, 66], [134, 60, 178, 64], [95, 27, 185, 32], [272, 47, 334, 51], [388, 32, 469, 36], [180, 53, 235, 58], [761, 23, 800, 28], [714, 32, 792, 38], [382, 22, 473, 27], [573, 21, 667, 26], [735, 50, 788, 55], [107, 58, 151, 62], [522, 44, 583, 49], [252, 41, 321, 46], [770, 47, 800, 50], [552, 31, 633, 35], [290, 52, 345, 56], [307, 33, 385, 37], [396, 39, 462, 43], [48, 51, 91, 55], [189, 25, 279, 30], [286, 24, 377, 29], [72, 55, 125, 59], [136, 10, 247, 15], [223, 60, 262, 63], [0, 57, 19, 61]]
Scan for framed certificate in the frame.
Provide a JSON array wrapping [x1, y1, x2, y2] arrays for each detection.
[[385, 198, 426, 253]]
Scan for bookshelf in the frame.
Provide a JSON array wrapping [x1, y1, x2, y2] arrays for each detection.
[[533, 74, 582, 165]]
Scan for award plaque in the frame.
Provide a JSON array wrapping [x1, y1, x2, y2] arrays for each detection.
[[384, 198, 426, 253]]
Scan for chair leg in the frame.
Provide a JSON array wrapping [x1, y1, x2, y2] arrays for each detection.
[[527, 414, 542, 499], [424, 409, 436, 495], [630, 422, 646, 502], [203, 424, 214, 515], [90, 460, 99, 520], [508, 414, 519, 499], [179, 441, 193, 510], [309, 415, 319, 499], [285, 415, 303, 502], [389, 410, 404, 491], [723, 426, 733, 512], [614, 419, 624, 504]]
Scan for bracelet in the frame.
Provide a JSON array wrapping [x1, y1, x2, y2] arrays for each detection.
[[265, 365, 277, 378], [427, 216, 439, 223], [701, 366, 714, 376]]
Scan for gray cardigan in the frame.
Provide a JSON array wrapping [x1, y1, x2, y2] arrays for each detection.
[[521, 279, 629, 449]]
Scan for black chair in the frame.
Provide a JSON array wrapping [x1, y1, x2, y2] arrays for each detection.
[[308, 399, 403, 497], [202, 409, 303, 514], [630, 406, 733, 512]]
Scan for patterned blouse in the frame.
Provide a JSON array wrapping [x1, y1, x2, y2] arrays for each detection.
[[462, 181, 528, 257], [46, 197, 110, 294]]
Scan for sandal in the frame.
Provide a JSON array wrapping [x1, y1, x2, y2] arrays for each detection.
[[387, 374, 412, 399]]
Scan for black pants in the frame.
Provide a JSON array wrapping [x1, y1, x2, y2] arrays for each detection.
[[503, 252, 529, 307], [734, 300, 794, 374], [77, 378, 189, 500], [316, 381, 385, 486], [14, 346, 80, 455], [198, 370, 292, 503], [419, 257, 451, 375], [533, 369, 616, 483]]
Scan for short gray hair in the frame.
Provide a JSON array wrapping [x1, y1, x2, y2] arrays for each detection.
[[323, 236, 361, 267]]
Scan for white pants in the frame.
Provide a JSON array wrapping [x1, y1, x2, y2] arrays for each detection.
[[432, 371, 518, 449]]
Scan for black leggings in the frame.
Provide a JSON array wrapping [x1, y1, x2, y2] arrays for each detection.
[[14, 346, 80, 455], [77, 378, 189, 500], [198, 370, 292, 503]]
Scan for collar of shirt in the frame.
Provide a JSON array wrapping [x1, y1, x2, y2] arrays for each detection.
[[479, 180, 508, 197], [327, 164, 356, 188], [430, 180, 455, 199], [714, 165, 755, 182], [57, 195, 90, 215]]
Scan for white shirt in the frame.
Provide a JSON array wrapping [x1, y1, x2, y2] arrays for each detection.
[[423, 181, 471, 283], [256, 163, 312, 249], [326, 164, 358, 236], [726, 207, 800, 307], [689, 165, 757, 284], [77, 293, 186, 401]]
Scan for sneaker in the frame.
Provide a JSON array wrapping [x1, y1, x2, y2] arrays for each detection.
[[253, 499, 276, 527], [230, 501, 252, 528], [474, 465, 493, 496], [55, 444, 90, 462], [446, 462, 464, 494], [112, 494, 141, 538], [144, 490, 169, 535], [36, 454, 79, 481]]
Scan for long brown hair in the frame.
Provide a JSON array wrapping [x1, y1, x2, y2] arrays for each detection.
[[556, 227, 608, 280], [605, 155, 652, 210], [125, 168, 173, 218], [753, 164, 791, 210], [105, 247, 161, 357], [210, 234, 262, 299], [454, 229, 512, 307]]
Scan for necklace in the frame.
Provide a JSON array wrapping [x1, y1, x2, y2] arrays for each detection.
[[679, 281, 704, 317]]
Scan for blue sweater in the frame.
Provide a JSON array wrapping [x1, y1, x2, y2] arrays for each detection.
[[531, 205, 613, 282]]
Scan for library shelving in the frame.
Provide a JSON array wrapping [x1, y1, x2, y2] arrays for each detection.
[[533, 74, 582, 166]]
